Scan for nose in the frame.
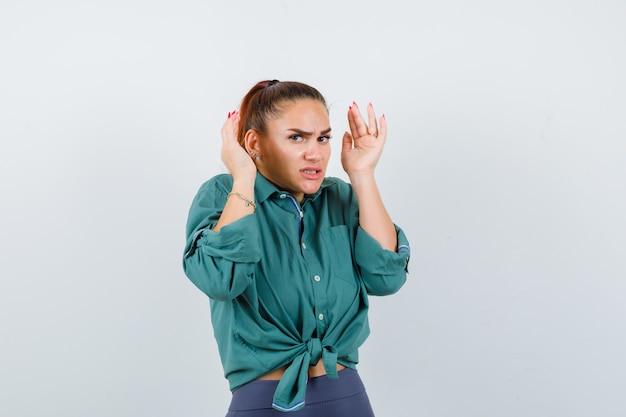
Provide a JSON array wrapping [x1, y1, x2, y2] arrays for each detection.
[[303, 141, 322, 161]]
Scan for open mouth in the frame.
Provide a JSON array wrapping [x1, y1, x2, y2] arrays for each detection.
[[300, 168, 323, 179]]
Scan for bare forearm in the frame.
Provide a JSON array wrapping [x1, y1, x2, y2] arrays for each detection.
[[213, 177, 256, 232], [349, 173, 397, 251]]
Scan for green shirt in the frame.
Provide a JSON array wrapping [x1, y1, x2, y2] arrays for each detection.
[[183, 172, 410, 412]]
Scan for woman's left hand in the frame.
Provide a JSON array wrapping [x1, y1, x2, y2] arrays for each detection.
[[341, 102, 387, 178]]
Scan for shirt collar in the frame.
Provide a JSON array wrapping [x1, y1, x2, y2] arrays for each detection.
[[254, 172, 334, 205]]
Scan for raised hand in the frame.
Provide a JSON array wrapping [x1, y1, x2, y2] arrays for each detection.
[[220, 111, 257, 181], [340, 102, 397, 250], [341, 102, 387, 179]]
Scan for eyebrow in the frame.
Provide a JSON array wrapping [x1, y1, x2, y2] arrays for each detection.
[[287, 127, 332, 136]]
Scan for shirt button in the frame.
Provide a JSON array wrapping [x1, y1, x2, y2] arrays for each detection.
[[318, 313, 324, 321], [302, 243, 307, 250], [314, 275, 321, 282]]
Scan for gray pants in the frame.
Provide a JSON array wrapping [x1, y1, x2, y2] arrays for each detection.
[[225, 368, 376, 417]]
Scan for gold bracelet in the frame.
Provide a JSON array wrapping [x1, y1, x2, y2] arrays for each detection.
[[227, 192, 256, 210]]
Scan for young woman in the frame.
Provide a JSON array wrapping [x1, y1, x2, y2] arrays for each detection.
[[183, 80, 410, 416]]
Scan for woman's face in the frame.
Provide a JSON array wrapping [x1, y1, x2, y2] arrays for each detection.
[[254, 99, 331, 202]]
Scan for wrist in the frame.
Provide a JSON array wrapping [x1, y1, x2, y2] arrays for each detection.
[[347, 170, 376, 186], [227, 191, 256, 211], [231, 177, 256, 204], [231, 173, 256, 188]]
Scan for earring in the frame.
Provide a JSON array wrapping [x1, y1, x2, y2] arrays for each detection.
[[250, 151, 261, 161]]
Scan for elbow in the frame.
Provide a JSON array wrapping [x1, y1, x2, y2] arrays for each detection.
[[183, 257, 253, 302], [364, 272, 407, 296]]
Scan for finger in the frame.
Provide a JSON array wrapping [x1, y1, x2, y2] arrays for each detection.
[[231, 112, 240, 136], [347, 105, 358, 137], [341, 131, 353, 153], [367, 103, 378, 137], [221, 111, 239, 143], [221, 115, 231, 142], [350, 102, 369, 138], [378, 113, 387, 140]]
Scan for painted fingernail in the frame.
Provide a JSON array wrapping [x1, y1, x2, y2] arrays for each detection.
[[228, 112, 231, 118]]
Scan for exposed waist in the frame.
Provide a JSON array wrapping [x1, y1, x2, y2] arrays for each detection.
[[257, 361, 346, 380]]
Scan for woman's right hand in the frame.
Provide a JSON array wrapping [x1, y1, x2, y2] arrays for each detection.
[[214, 111, 257, 232], [220, 111, 257, 180]]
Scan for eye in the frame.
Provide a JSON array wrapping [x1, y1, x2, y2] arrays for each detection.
[[289, 134, 303, 142], [318, 135, 332, 143]]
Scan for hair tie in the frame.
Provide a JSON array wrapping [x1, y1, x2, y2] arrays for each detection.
[[268, 79, 279, 87]]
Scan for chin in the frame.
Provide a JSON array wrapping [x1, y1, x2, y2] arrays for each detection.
[[303, 181, 323, 194]]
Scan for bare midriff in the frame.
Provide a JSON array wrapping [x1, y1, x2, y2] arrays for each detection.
[[257, 362, 346, 380]]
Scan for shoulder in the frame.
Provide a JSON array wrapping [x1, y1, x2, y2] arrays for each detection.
[[196, 173, 233, 194], [321, 176, 351, 191], [191, 173, 234, 206], [315, 177, 357, 212], [320, 176, 354, 198]]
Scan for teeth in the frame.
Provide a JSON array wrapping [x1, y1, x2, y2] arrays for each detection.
[[303, 170, 317, 174]]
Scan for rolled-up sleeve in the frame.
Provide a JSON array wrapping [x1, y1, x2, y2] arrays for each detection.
[[355, 225, 410, 296], [182, 178, 261, 301]]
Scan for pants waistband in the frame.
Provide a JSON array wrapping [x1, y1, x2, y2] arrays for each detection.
[[229, 368, 365, 411]]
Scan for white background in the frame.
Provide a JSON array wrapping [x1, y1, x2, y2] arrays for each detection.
[[1, 1, 625, 416]]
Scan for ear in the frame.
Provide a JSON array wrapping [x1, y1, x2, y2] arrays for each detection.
[[244, 129, 261, 154]]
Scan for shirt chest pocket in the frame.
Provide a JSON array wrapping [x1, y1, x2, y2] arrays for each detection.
[[320, 225, 359, 289]]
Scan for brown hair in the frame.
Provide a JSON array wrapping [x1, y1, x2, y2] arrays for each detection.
[[237, 80, 327, 147]]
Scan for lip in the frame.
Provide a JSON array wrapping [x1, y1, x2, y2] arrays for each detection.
[[300, 166, 323, 180]]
